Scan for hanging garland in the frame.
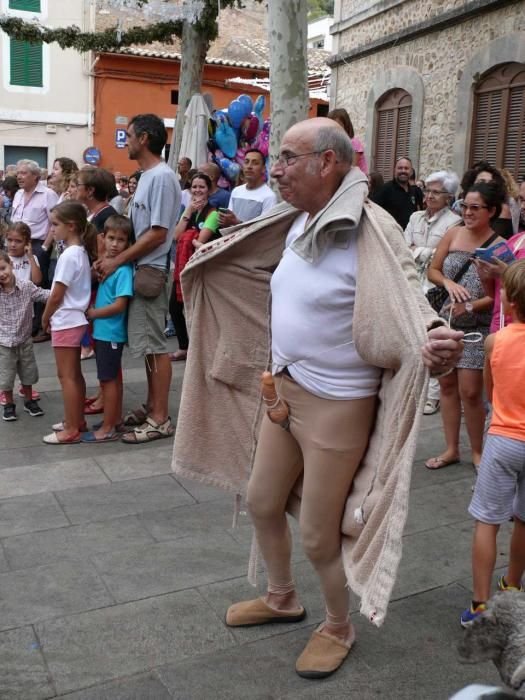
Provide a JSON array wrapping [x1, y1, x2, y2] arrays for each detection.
[[0, 1, 255, 53], [0, 16, 185, 51]]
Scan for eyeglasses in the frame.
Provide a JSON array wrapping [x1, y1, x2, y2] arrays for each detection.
[[423, 188, 448, 197], [458, 201, 489, 213], [274, 151, 323, 168]]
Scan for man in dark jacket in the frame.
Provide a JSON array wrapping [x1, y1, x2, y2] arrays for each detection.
[[371, 157, 424, 229]]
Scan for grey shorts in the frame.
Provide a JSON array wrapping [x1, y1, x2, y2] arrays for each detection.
[[0, 339, 39, 390], [127, 282, 169, 358], [469, 434, 525, 524]]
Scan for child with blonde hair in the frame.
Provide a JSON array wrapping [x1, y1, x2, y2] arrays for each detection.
[[461, 260, 525, 626]]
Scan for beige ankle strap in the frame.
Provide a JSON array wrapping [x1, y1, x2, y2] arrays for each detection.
[[267, 580, 295, 595]]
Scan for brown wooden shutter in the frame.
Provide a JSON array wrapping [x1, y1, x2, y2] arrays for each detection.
[[373, 88, 413, 179], [470, 63, 525, 181]]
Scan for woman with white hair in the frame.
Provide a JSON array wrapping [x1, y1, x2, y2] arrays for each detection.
[[405, 170, 462, 415]]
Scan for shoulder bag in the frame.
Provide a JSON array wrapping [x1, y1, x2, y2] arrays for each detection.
[[425, 232, 498, 313]]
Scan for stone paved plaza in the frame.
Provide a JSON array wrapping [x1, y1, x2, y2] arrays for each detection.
[[0, 339, 506, 699]]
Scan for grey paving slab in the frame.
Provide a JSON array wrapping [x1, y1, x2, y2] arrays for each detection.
[[57, 672, 171, 699], [410, 457, 475, 491], [391, 519, 510, 601], [0, 491, 69, 538], [90, 532, 249, 603], [93, 444, 174, 482], [0, 560, 114, 631], [36, 589, 236, 696], [138, 498, 251, 542], [159, 584, 501, 700], [2, 516, 155, 571], [172, 474, 232, 503], [0, 626, 55, 700], [54, 475, 194, 524], [0, 544, 10, 573], [404, 475, 473, 535], [0, 458, 109, 500]]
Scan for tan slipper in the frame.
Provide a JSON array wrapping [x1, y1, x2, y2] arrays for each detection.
[[225, 597, 306, 627], [295, 624, 355, 679]]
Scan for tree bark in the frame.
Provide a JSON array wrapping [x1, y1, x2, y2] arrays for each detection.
[[267, 0, 309, 163], [170, 18, 209, 168]]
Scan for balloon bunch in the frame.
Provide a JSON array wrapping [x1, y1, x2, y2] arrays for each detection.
[[208, 93, 271, 185]]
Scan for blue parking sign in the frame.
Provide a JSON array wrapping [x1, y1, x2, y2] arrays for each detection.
[[115, 129, 127, 148]]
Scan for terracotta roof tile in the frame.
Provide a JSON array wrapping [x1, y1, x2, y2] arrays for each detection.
[[95, 2, 329, 73]]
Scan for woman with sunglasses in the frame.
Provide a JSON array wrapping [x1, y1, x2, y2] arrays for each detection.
[[425, 181, 505, 472], [404, 171, 461, 415]]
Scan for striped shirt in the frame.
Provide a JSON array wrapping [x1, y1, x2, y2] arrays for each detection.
[[0, 279, 50, 347]]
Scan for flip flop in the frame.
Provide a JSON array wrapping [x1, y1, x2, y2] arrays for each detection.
[[84, 404, 104, 415], [425, 456, 460, 470], [80, 431, 120, 443]]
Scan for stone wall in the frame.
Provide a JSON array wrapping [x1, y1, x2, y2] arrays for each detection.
[[339, 0, 471, 52], [333, 1, 525, 179]]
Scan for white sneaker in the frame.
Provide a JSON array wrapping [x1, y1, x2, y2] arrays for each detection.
[[423, 399, 440, 415]]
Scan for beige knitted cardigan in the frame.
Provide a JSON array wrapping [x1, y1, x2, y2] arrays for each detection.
[[172, 170, 441, 626]]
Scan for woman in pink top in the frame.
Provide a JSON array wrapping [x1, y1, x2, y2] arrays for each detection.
[[475, 230, 525, 332], [327, 108, 368, 174]]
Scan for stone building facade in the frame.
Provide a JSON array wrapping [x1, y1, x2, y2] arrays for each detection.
[[329, 0, 525, 183]]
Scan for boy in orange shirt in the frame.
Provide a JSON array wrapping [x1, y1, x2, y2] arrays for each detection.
[[461, 260, 525, 626]]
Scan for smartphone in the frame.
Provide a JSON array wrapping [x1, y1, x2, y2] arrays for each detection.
[[474, 241, 516, 264], [217, 207, 230, 214]]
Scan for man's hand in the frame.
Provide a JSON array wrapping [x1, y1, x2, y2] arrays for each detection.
[[218, 209, 239, 227], [86, 307, 97, 321], [422, 326, 464, 375], [94, 256, 119, 282]]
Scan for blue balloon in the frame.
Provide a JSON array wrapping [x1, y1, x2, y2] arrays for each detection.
[[215, 119, 238, 159], [254, 94, 265, 131], [218, 157, 240, 182], [228, 99, 245, 129], [238, 94, 253, 117]]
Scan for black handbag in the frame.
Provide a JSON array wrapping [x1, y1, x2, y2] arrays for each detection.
[[425, 232, 498, 313]]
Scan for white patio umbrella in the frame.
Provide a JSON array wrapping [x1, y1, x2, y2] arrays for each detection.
[[173, 93, 211, 171]]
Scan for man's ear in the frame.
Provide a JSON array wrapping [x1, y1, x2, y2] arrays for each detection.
[[319, 149, 338, 175]]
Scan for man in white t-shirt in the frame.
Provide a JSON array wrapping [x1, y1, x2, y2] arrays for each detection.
[[218, 149, 277, 227]]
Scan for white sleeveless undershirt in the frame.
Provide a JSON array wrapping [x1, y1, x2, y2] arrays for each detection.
[[271, 212, 381, 400]]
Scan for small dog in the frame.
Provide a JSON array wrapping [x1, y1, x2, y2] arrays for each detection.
[[458, 592, 525, 698]]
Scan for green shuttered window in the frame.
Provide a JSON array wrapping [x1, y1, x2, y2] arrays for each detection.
[[8, 0, 41, 11], [10, 39, 43, 87]]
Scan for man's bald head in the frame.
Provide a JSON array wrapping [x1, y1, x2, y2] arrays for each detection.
[[198, 162, 220, 185], [270, 118, 354, 215], [284, 118, 353, 170]]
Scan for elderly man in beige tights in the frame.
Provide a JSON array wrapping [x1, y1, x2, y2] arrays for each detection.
[[173, 118, 464, 680], [223, 119, 463, 678]]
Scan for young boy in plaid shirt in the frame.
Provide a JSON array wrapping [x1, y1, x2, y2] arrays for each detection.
[[0, 251, 50, 420]]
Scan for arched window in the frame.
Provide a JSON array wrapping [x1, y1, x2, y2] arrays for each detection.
[[373, 88, 413, 179], [470, 63, 525, 180]]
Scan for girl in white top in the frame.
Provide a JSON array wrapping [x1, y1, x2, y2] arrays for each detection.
[[41, 201, 97, 445]]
